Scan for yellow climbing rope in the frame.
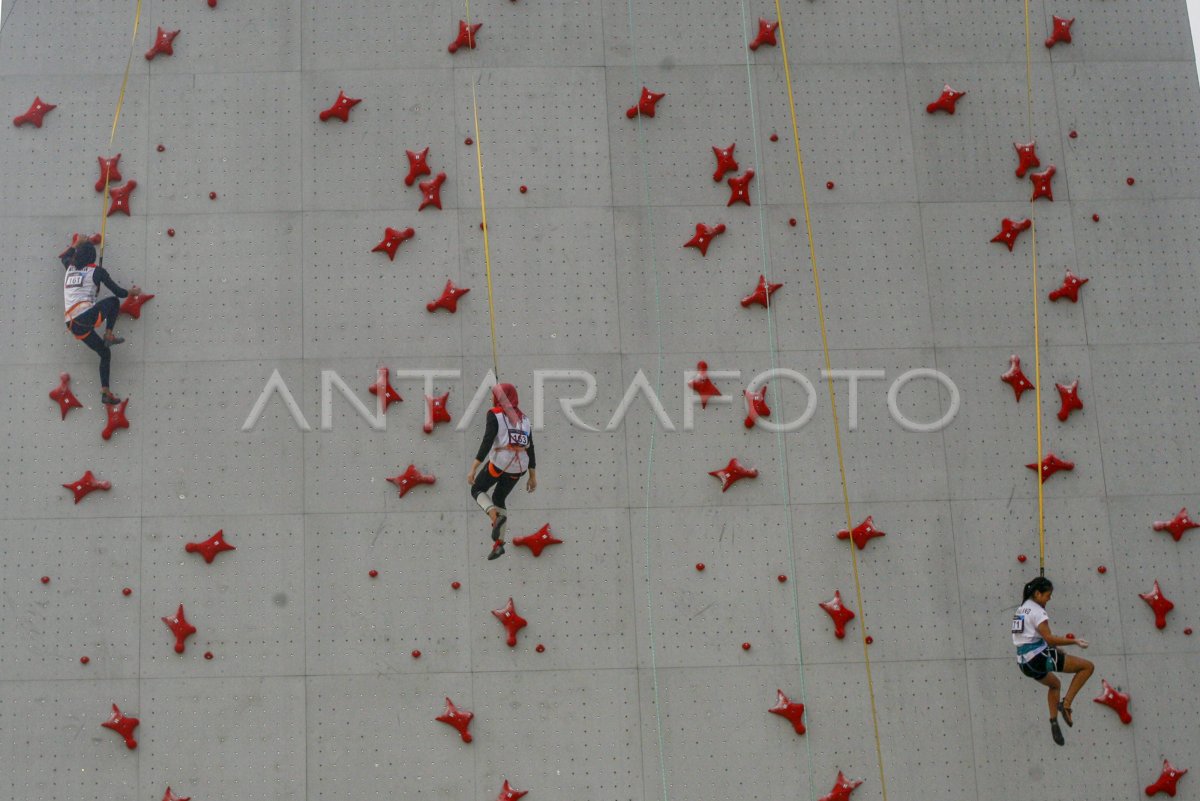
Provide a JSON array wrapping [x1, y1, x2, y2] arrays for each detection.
[[98, 0, 142, 260]]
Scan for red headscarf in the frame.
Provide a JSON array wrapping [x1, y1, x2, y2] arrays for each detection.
[[492, 383, 523, 425]]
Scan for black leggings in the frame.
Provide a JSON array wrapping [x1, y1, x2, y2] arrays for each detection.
[[68, 297, 120, 387], [471, 466, 524, 514]]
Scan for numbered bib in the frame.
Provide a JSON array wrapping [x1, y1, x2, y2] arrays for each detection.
[[507, 431, 529, 448], [1011, 615, 1025, 633], [65, 272, 85, 288]]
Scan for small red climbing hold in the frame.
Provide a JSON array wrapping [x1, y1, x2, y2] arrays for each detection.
[[837, 516, 887, 550], [1093, 679, 1132, 724], [423, 391, 452, 434], [519, 185, 527, 193], [819, 771, 863, 801], [1092, 214, 1100, 222], [769, 689, 806, 735], [49, 373, 83, 420], [1027, 453, 1074, 483], [465, 137, 473, 146], [319, 90, 362, 122], [492, 597, 528, 647], [418, 172, 447, 211], [167, 228, 175, 237], [749, 18, 779, 50], [1186, 628, 1193, 636], [404, 147, 431, 187], [120, 292, 154, 319], [426, 280, 470, 313], [1048, 269, 1089, 303], [40, 576, 50, 584], [991, 217, 1032, 251], [209, 192, 217, 200], [102, 399, 130, 441], [162, 788, 191, 801], [368, 367, 403, 411], [387, 465, 436, 498], [695, 563, 705, 571], [157, 144, 166, 152], [1018, 554, 1028, 563], [368, 569, 378, 578], [741, 274, 782, 308], [778, 575, 787, 583], [789, 218, 797, 226], [162, 604, 197, 653], [820, 590, 856, 639], [411, 649, 421, 659], [107, 181, 138, 217], [372, 226, 415, 261], [96, 155, 123, 192], [101, 703, 139, 749], [496, 780, 528, 801], [1069, 130, 1078, 139], [535, 643, 545, 653], [1055, 380, 1084, 422], [926, 84, 966, 115], [683, 222, 726, 256], [712, 144, 738, 182], [452, 581, 461, 590], [80, 656, 89, 665], [145, 27, 180, 60], [865, 635, 874, 644], [1145, 759, 1187, 797], [1097, 566, 1107, 574], [741, 642, 751, 651], [1013, 140, 1040, 178], [825, 181, 835, 190], [204, 651, 213, 660], [513, 524, 563, 557], [709, 458, 759, 492], [1029, 165, 1056, 202], [1152, 508, 1198, 542], [448, 20, 483, 53], [185, 530, 236, 564], [1045, 16, 1074, 48], [123, 587, 133, 595], [689, 361, 723, 408], [743, 384, 771, 428], [436, 697, 474, 743], [770, 133, 779, 142], [13, 96, 56, 128], [727, 170, 755, 206], [1139, 579, 1174, 629], [626, 86, 665, 119], [1127, 176, 1136, 186], [1001, 355, 1035, 401], [63, 470, 112, 504]]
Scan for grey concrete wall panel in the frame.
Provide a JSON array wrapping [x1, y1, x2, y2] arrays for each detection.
[[898, 0, 1050, 64], [1041, 0, 1198, 63]]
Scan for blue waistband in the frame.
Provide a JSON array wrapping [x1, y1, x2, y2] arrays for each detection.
[[1016, 640, 1046, 656]]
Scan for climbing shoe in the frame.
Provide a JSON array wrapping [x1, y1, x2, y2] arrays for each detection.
[[490, 513, 507, 542], [487, 540, 506, 561], [101, 391, 122, 405], [104, 333, 125, 346], [1050, 718, 1065, 746], [1059, 702, 1073, 727]]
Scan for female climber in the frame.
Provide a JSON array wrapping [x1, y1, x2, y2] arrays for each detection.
[[61, 234, 140, 405], [1012, 577, 1094, 745], [468, 383, 537, 560]]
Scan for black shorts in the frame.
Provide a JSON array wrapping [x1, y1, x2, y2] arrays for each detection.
[[1019, 647, 1065, 680]]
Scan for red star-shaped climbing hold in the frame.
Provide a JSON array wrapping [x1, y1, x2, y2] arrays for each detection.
[[492, 597, 528, 647], [13, 97, 56, 128], [448, 20, 483, 53], [49, 373, 84, 420], [387, 465, 436, 498], [626, 86, 665, 119], [1153, 508, 1199, 543], [837, 516, 887, 550], [712, 144, 738, 182], [684, 222, 726, 256], [319, 90, 361, 122], [63, 470, 112, 504], [418, 172, 447, 211], [689, 361, 722, 408], [1145, 759, 1187, 797], [1045, 16, 1074, 48], [1029, 165, 1056, 202], [102, 399, 130, 441], [1139, 579, 1175, 629], [107, 181, 138, 217], [727, 170, 755, 206], [768, 689, 806, 735], [372, 227, 414, 261], [991, 217, 1032, 251], [1013, 140, 1040, 178], [1026, 452, 1074, 483], [1093, 679, 1132, 724], [741, 274, 782, 308], [436, 697, 474, 743], [185, 529, 236, 564], [1001, 354, 1035, 402], [426, 280, 469, 313], [820, 590, 856, 639], [819, 771, 863, 801], [926, 84, 966, 115], [709, 458, 759, 492], [368, 367, 402, 411], [120, 292, 154, 319], [423, 391, 452, 434], [161, 788, 191, 801], [749, 18, 779, 50], [162, 604, 197, 653], [404, 147, 432, 187], [1048, 269, 1089, 302], [101, 703, 139, 749], [496, 780, 528, 801], [743, 384, 771, 428], [145, 27, 181, 60], [513, 524, 563, 557], [96, 154, 123, 192], [1055, 380, 1083, 422]]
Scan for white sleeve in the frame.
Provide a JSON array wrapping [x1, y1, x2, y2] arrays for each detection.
[[1026, 605, 1048, 632]]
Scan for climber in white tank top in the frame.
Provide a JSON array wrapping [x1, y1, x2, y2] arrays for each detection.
[[468, 383, 538, 560]]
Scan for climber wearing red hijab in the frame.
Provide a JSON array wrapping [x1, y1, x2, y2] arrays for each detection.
[[469, 383, 537, 560]]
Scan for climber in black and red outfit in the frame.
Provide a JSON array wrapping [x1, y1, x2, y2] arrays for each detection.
[[468, 383, 537, 560]]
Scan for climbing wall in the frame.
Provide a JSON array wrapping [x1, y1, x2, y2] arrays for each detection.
[[1, 1, 1198, 800]]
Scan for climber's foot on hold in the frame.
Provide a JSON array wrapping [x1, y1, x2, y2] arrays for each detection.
[[104, 332, 125, 346], [488, 540, 506, 560], [101, 390, 121, 405], [1059, 701, 1073, 727], [491, 513, 507, 542], [1050, 718, 1065, 746]]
